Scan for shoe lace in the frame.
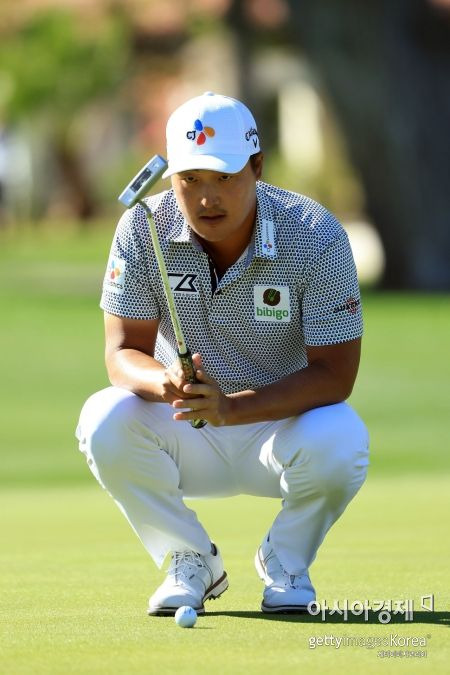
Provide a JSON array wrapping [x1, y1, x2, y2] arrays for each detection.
[[264, 546, 307, 589], [168, 551, 205, 582], [283, 569, 304, 589]]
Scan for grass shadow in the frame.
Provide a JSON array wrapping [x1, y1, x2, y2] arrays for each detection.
[[205, 611, 450, 626]]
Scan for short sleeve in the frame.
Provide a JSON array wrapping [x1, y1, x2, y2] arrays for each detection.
[[302, 230, 363, 345], [100, 207, 160, 320]]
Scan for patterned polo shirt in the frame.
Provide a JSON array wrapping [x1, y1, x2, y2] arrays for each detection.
[[101, 181, 363, 395]]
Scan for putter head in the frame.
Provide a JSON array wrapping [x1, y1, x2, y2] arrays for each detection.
[[118, 155, 168, 208]]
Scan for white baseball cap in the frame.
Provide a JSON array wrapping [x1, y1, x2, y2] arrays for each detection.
[[162, 92, 261, 178]]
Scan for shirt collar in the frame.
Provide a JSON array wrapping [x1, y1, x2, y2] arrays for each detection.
[[168, 208, 193, 244], [167, 207, 204, 252], [254, 182, 277, 259]]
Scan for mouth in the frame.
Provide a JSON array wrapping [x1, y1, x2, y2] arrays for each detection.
[[198, 213, 227, 225]]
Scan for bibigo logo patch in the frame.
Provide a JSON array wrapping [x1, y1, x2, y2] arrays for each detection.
[[104, 256, 126, 295], [254, 285, 291, 322]]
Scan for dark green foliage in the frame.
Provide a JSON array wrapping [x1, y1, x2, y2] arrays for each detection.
[[0, 8, 130, 122]]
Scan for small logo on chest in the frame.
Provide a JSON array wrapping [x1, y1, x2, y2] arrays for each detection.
[[168, 273, 199, 293]]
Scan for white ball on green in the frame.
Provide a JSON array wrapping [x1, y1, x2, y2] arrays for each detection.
[[174, 606, 197, 628]]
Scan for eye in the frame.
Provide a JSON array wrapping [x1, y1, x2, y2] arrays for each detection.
[[219, 174, 232, 182], [182, 174, 197, 183]]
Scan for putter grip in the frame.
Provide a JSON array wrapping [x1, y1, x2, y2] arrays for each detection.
[[178, 350, 207, 429]]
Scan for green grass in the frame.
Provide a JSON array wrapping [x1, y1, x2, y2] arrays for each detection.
[[356, 292, 450, 473], [1, 479, 448, 674], [1, 227, 449, 673]]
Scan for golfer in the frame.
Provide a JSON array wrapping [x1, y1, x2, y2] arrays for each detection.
[[76, 92, 369, 615]]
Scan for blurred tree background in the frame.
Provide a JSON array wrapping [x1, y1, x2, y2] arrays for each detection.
[[0, 0, 449, 288]]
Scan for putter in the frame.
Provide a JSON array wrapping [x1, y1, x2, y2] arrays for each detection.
[[119, 155, 206, 429]]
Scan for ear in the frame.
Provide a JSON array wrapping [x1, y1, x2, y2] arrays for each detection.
[[253, 152, 264, 180]]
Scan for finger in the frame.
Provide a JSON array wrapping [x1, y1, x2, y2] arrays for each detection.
[[192, 367, 216, 387], [165, 366, 188, 392], [172, 396, 210, 411], [190, 354, 219, 387], [182, 382, 213, 397], [173, 409, 210, 423], [162, 370, 196, 401], [191, 352, 203, 370]]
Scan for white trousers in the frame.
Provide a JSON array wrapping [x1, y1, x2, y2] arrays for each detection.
[[76, 386, 369, 574]]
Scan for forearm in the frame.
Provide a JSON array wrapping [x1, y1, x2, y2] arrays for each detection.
[[106, 348, 167, 401], [226, 363, 352, 425]]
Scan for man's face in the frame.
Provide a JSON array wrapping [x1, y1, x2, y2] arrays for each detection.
[[171, 155, 263, 247]]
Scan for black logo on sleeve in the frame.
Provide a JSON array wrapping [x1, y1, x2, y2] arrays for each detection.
[[168, 273, 198, 293], [333, 297, 360, 315]]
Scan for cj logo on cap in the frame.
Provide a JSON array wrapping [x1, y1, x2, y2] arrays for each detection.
[[254, 285, 291, 322], [186, 119, 215, 145]]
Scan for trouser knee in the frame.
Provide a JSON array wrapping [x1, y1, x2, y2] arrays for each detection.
[[280, 404, 369, 504], [78, 389, 161, 484], [78, 389, 181, 496]]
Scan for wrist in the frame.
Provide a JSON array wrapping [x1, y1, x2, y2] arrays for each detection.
[[224, 395, 240, 426], [224, 392, 257, 425], [132, 367, 170, 403]]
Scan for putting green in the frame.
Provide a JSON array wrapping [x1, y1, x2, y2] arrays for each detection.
[[1, 475, 448, 673]]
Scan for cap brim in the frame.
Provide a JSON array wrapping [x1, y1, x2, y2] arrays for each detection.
[[162, 154, 250, 179]]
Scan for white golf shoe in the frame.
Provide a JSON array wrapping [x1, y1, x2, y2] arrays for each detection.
[[148, 544, 228, 616], [255, 534, 315, 613]]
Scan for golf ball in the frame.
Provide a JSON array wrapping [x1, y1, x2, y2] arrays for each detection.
[[174, 606, 197, 628]]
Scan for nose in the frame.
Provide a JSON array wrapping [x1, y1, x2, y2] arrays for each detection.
[[200, 184, 220, 209]]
